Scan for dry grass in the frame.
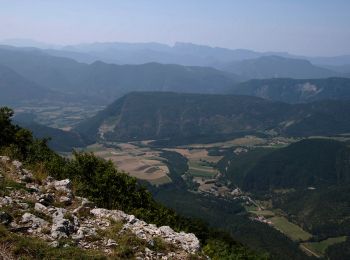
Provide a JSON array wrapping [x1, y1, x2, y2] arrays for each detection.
[[0, 242, 16, 260], [31, 162, 49, 184]]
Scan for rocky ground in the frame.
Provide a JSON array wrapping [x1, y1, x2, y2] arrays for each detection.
[[0, 156, 203, 259]]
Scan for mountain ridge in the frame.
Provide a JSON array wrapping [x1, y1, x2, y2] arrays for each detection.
[[230, 77, 350, 103], [76, 92, 350, 142]]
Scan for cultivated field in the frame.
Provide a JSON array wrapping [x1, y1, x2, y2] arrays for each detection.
[[85, 143, 171, 186], [164, 148, 221, 179], [269, 216, 312, 242], [15, 102, 103, 129], [301, 236, 347, 256]]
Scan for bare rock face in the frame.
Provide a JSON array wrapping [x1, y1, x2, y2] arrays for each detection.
[[21, 213, 49, 229], [12, 160, 23, 170], [92, 208, 201, 254], [51, 218, 75, 239], [0, 156, 203, 259], [53, 179, 72, 193], [59, 196, 73, 205], [34, 203, 49, 214]]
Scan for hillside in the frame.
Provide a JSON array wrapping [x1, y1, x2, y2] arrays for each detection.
[[0, 46, 239, 103], [223, 56, 337, 79], [76, 92, 350, 142], [230, 77, 350, 103], [219, 139, 350, 240], [0, 156, 202, 259], [241, 139, 350, 191], [0, 65, 60, 105], [76, 92, 289, 141], [14, 119, 89, 152]]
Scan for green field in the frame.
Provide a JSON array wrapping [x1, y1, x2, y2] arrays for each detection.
[[270, 216, 312, 242], [301, 236, 347, 256], [149, 175, 173, 186], [250, 210, 275, 218], [187, 160, 217, 178]]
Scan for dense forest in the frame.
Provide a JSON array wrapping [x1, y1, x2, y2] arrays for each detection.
[[76, 92, 350, 143], [219, 138, 350, 241]]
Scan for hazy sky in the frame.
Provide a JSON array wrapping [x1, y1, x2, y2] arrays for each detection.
[[0, 0, 349, 56]]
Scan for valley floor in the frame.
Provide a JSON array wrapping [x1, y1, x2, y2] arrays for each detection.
[[81, 134, 350, 259]]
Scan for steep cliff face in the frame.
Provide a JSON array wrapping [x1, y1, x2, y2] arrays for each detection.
[[0, 156, 202, 259]]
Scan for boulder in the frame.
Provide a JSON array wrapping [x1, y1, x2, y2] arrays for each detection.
[[51, 218, 74, 239], [49, 241, 60, 248], [72, 226, 96, 240], [21, 213, 49, 229], [0, 156, 10, 162], [1, 196, 13, 206], [12, 160, 23, 170], [34, 203, 49, 215], [53, 179, 72, 193], [59, 196, 72, 206], [73, 206, 91, 217], [20, 175, 33, 183], [90, 208, 125, 222], [106, 238, 118, 247]]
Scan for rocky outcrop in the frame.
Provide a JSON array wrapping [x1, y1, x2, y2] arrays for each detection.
[[91, 208, 200, 253], [0, 156, 202, 259]]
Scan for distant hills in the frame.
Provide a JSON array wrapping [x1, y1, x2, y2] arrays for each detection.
[[60, 41, 350, 68], [0, 44, 350, 107], [242, 139, 350, 191], [0, 46, 239, 104], [0, 65, 60, 105], [3, 39, 350, 74], [76, 92, 350, 142], [230, 77, 350, 103], [221, 138, 350, 239], [61, 41, 280, 66], [13, 114, 89, 152], [222, 56, 337, 79]]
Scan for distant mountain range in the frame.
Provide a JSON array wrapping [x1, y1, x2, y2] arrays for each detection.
[[0, 46, 239, 104], [3, 39, 350, 72], [60, 41, 350, 67], [1, 43, 350, 110], [0, 64, 61, 105], [76, 92, 350, 143], [222, 56, 337, 79], [230, 77, 350, 103]]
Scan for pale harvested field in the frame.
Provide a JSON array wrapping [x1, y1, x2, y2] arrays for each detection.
[[164, 148, 223, 163], [185, 136, 267, 149], [85, 143, 171, 185], [164, 148, 219, 179]]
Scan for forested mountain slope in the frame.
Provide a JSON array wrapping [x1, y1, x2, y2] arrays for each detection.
[[230, 77, 350, 103], [76, 92, 350, 142]]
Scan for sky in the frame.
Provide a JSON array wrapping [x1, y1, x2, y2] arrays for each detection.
[[0, 0, 349, 56]]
